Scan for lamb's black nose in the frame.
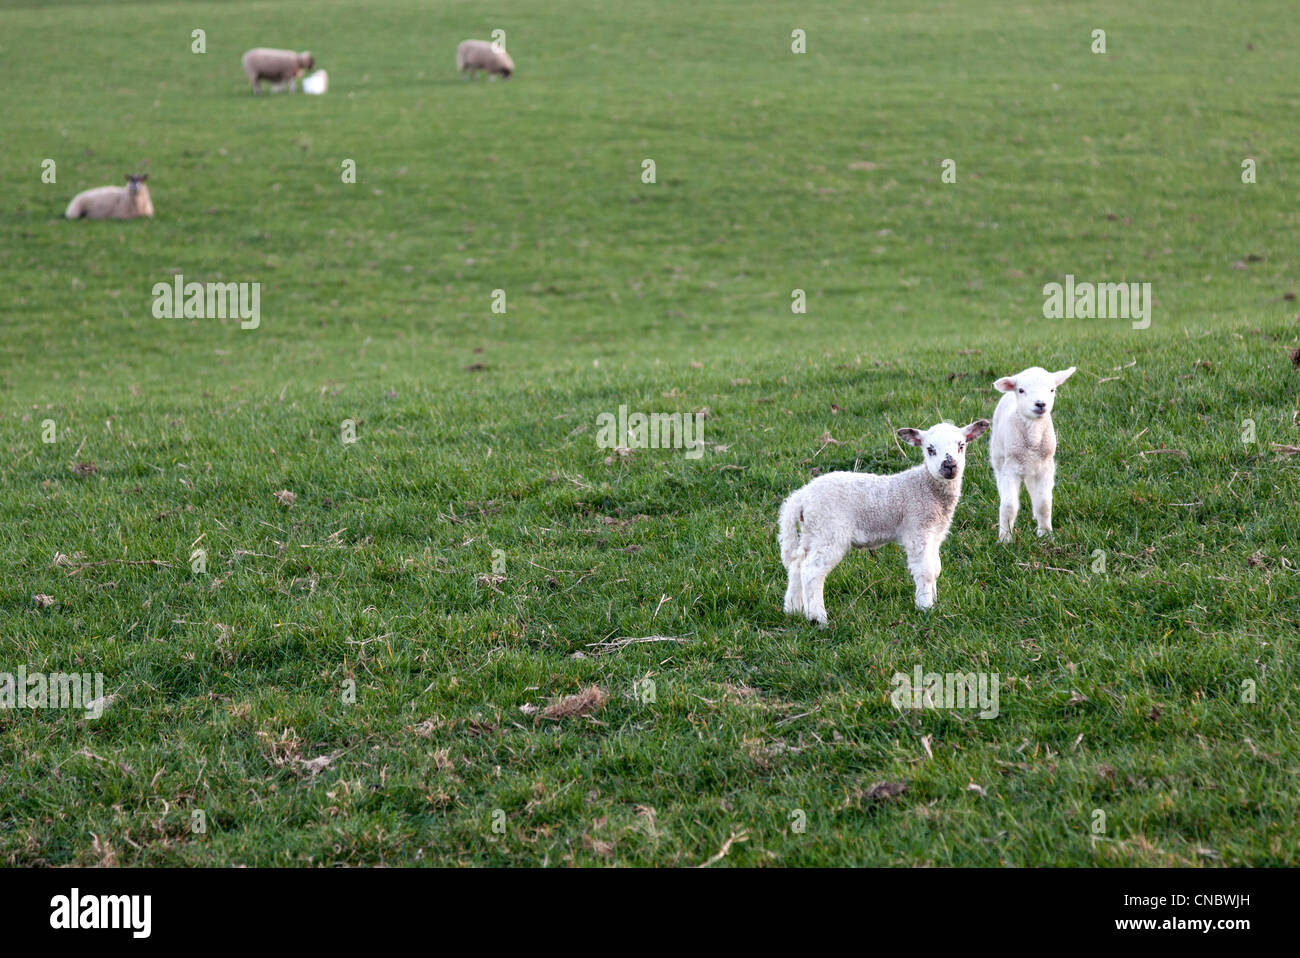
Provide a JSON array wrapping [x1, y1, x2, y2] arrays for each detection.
[[1033, 401, 1046, 411]]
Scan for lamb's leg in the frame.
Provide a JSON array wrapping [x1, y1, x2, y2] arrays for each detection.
[[783, 555, 804, 615], [800, 538, 847, 627], [907, 540, 941, 610], [996, 470, 1022, 543], [1025, 464, 1055, 537]]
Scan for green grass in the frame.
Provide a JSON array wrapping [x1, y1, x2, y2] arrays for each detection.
[[1, 0, 1298, 866]]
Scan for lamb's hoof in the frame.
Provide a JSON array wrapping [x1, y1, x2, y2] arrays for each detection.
[[997, 531, 1012, 544], [806, 612, 828, 628], [1036, 528, 1051, 538]]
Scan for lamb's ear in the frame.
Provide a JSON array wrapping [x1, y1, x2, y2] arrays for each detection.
[[1053, 366, 1077, 386], [993, 377, 1017, 392], [897, 427, 924, 447], [963, 419, 991, 442]]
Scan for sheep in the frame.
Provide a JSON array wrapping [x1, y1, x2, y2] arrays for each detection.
[[241, 48, 315, 94], [778, 419, 991, 625], [64, 174, 153, 220], [456, 39, 514, 79], [988, 366, 1077, 542]]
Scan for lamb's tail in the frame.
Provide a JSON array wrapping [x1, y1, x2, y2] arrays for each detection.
[[64, 196, 83, 219], [777, 494, 804, 569]]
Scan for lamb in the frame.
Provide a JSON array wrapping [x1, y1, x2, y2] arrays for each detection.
[[241, 48, 315, 94], [988, 365, 1077, 542], [778, 419, 991, 625], [64, 174, 153, 220], [301, 69, 328, 95], [456, 40, 514, 79]]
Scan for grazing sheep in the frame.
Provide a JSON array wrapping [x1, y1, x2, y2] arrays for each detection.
[[456, 39, 514, 79], [778, 419, 991, 624], [64, 174, 153, 220], [242, 48, 315, 94], [988, 366, 1077, 542]]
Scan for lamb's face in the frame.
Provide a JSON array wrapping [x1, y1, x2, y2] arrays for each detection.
[[898, 420, 991, 482], [994, 366, 1076, 420]]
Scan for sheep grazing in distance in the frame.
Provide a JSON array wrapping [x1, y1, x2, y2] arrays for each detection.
[[778, 419, 991, 625], [242, 48, 315, 94], [988, 365, 1077, 542], [456, 39, 514, 79], [65, 174, 153, 220]]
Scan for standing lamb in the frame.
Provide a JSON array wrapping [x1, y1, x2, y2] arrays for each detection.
[[456, 40, 514, 79], [778, 419, 991, 625], [242, 48, 315, 94], [64, 174, 153, 220], [988, 365, 1077, 542]]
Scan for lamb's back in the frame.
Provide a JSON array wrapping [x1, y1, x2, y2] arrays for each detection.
[[799, 470, 910, 544]]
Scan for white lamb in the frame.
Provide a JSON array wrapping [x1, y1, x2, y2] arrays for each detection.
[[778, 419, 990, 625], [988, 365, 1076, 542]]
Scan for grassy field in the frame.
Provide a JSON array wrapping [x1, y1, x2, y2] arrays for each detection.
[[1, 0, 1298, 866]]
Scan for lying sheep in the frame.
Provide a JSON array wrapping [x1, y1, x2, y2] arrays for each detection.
[[242, 48, 315, 94], [778, 419, 991, 624], [989, 366, 1077, 542], [456, 39, 514, 79], [65, 174, 153, 220]]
